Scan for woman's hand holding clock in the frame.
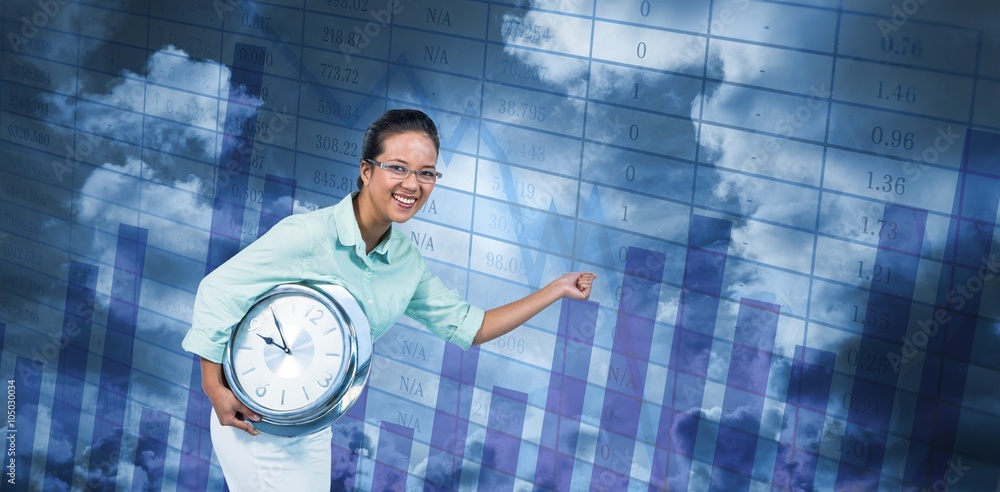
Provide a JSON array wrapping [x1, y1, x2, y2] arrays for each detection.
[[201, 358, 262, 436]]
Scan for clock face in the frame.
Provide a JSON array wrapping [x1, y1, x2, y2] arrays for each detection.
[[228, 290, 352, 414]]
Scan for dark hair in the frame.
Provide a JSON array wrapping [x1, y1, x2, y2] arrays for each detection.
[[357, 109, 440, 190]]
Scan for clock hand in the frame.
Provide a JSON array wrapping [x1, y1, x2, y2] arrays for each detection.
[[270, 305, 292, 355], [256, 333, 289, 353]]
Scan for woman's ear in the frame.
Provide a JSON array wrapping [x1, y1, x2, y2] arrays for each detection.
[[359, 160, 371, 186]]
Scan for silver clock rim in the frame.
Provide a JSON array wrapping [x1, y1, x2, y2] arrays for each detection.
[[222, 282, 373, 437]]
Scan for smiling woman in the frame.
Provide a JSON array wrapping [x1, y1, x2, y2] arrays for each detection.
[[181, 109, 596, 490], [353, 111, 442, 249]]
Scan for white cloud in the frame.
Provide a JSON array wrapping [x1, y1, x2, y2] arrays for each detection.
[[499, 12, 589, 97], [76, 157, 210, 266]]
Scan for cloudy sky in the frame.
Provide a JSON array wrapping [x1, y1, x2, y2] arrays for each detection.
[[1, 0, 999, 490]]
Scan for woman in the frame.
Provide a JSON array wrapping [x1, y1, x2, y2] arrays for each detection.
[[182, 109, 595, 489]]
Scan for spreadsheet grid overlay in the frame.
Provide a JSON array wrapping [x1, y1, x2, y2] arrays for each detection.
[[0, 0, 998, 490]]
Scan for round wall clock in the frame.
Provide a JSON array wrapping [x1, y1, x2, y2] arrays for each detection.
[[222, 282, 372, 437]]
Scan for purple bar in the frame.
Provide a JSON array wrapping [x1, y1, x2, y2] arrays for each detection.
[[424, 345, 480, 491], [371, 421, 415, 491], [45, 261, 99, 491], [732, 298, 779, 352], [710, 299, 780, 491], [959, 127, 1000, 178], [835, 204, 926, 490], [88, 224, 148, 490], [479, 387, 529, 491], [131, 408, 171, 492], [590, 247, 665, 490], [181, 43, 268, 491], [903, 129, 1000, 489], [533, 299, 598, 490], [205, 43, 267, 273], [178, 376, 213, 492], [771, 346, 835, 490], [650, 215, 732, 492], [13, 357, 42, 488], [258, 174, 296, 238], [330, 385, 369, 491]]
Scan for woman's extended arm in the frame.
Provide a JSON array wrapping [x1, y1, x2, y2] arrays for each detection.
[[473, 272, 595, 345]]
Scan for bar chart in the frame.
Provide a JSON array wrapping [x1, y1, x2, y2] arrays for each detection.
[[1, 0, 998, 490]]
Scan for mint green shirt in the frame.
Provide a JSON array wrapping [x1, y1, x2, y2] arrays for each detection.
[[182, 193, 484, 363]]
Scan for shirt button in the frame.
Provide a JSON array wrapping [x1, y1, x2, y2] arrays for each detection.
[[365, 267, 371, 273], [368, 299, 374, 304]]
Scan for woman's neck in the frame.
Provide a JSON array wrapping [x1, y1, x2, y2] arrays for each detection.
[[352, 193, 390, 254]]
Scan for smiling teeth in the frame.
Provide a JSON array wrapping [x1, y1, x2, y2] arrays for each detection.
[[394, 194, 416, 205]]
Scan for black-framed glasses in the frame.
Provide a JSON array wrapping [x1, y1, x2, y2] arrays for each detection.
[[364, 158, 442, 184]]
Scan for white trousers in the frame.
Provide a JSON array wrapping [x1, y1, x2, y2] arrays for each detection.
[[210, 409, 333, 491]]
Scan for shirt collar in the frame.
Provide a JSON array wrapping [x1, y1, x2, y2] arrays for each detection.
[[334, 192, 394, 263]]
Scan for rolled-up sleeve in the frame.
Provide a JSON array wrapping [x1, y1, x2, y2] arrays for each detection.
[[404, 268, 484, 350], [181, 215, 312, 363]]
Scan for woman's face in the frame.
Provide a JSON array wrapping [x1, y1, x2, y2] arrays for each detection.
[[359, 131, 438, 225]]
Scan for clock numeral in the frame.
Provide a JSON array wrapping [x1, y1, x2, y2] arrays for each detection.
[[255, 383, 269, 397], [302, 386, 310, 401], [318, 371, 334, 388], [241, 367, 256, 376], [325, 352, 341, 357], [281, 390, 285, 405], [248, 317, 261, 332], [304, 304, 325, 324]]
